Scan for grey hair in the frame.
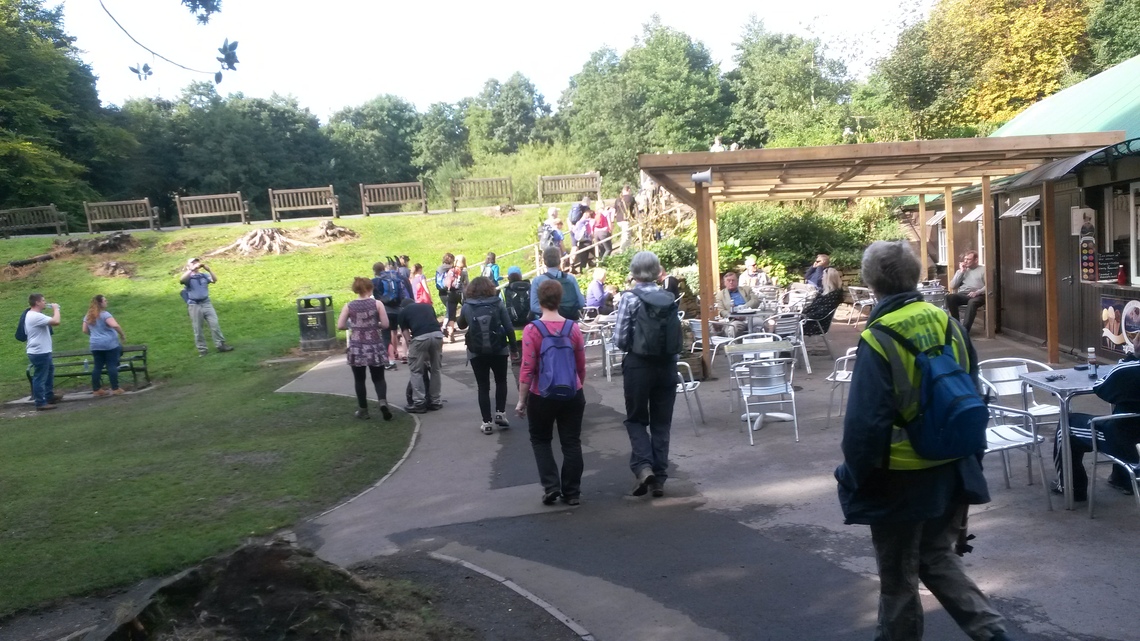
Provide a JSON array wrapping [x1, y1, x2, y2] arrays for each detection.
[[542, 245, 562, 268], [629, 251, 662, 283], [861, 241, 920, 297]]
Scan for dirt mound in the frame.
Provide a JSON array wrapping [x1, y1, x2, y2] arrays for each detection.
[[56, 233, 139, 255], [101, 541, 471, 641], [92, 261, 136, 278]]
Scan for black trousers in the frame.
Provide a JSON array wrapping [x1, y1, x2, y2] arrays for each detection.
[[528, 389, 585, 499], [946, 292, 985, 331], [351, 365, 387, 408], [470, 354, 509, 422], [622, 354, 677, 481]]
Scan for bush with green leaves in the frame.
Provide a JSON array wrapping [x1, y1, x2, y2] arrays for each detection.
[[649, 237, 697, 271], [598, 251, 633, 288]]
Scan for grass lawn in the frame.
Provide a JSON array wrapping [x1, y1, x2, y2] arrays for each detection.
[[0, 208, 541, 616]]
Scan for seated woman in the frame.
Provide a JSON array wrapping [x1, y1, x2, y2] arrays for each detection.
[[801, 267, 843, 336]]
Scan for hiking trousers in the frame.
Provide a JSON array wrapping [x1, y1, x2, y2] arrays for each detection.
[[869, 504, 1007, 641], [408, 332, 443, 405], [188, 301, 226, 352], [527, 389, 585, 500], [470, 354, 508, 422]]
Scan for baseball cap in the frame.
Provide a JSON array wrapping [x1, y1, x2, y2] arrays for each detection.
[[187, 257, 201, 266], [507, 266, 522, 277]]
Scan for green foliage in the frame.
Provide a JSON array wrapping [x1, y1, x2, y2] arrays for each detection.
[[326, 94, 420, 214], [414, 101, 470, 174], [598, 251, 633, 288], [1088, 0, 1140, 71], [462, 141, 590, 206], [649, 237, 697, 271], [465, 73, 551, 160], [715, 200, 905, 281]]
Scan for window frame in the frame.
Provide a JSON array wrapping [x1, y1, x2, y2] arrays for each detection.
[[977, 222, 985, 266], [1020, 218, 1042, 274], [936, 223, 948, 266]]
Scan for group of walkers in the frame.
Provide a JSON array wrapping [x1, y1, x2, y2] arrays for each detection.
[[537, 190, 638, 274]]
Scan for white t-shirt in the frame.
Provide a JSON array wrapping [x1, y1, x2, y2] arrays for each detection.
[[25, 310, 54, 355]]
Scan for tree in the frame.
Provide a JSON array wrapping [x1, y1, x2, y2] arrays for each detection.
[[725, 18, 851, 148], [1088, 0, 1140, 70], [561, 17, 727, 188], [326, 95, 420, 212], [413, 102, 470, 174], [465, 73, 550, 159]]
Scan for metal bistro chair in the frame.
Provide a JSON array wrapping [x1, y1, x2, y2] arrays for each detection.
[[919, 286, 947, 310], [800, 306, 838, 360], [687, 318, 734, 365], [733, 357, 798, 446], [581, 306, 600, 321], [823, 347, 858, 427], [1088, 413, 1140, 518], [725, 332, 787, 414], [978, 358, 1060, 430], [847, 286, 876, 326], [984, 404, 1053, 511], [765, 312, 811, 374], [676, 361, 705, 436], [600, 325, 626, 382]]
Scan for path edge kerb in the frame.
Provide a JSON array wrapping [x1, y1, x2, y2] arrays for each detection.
[[427, 552, 596, 641]]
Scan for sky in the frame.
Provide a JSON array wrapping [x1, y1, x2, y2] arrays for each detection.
[[60, 0, 934, 121]]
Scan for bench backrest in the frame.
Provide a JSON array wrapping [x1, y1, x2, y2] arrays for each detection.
[[268, 186, 338, 221], [359, 182, 427, 215], [176, 192, 247, 226], [84, 199, 157, 232], [450, 177, 512, 210], [0, 205, 67, 236], [538, 172, 601, 203]]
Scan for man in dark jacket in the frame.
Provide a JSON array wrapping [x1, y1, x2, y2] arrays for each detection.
[[836, 241, 1010, 641], [399, 300, 443, 413]]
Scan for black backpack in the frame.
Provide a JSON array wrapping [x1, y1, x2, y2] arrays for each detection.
[[15, 308, 29, 342], [465, 300, 505, 355], [629, 289, 682, 357], [504, 280, 531, 327], [552, 272, 582, 321]]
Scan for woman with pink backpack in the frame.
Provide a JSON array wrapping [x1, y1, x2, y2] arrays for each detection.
[[515, 279, 587, 506]]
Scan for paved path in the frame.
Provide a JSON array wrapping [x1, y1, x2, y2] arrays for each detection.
[[284, 325, 1138, 641]]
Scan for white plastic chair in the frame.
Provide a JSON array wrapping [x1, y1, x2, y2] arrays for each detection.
[[687, 318, 733, 364], [1088, 413, 1140, 518], [823, 347, 857, 427], [676, 361, 704, 436], [984, 404, 1053, 511], [733, 357, 798, 446], [978, 358, 1060, 428], [847, 286, 876, 326], [765, 312, 811, 374]]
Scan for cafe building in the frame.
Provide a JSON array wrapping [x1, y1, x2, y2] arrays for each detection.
[[915, 53, 1140, 363]]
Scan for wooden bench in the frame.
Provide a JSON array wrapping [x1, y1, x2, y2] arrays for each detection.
[[538, 172, 602, 204], [0, 204, 70, 238], [26, 344, 150, 394], [359, 181, 428, 215], [84, 199, 160, 233], [176, 192, 250, 228], [450, 177, 512, 211], [269, 186, 338, 222]]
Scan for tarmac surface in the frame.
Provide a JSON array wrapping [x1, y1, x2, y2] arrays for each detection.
[[286, 320, 1140, 641]]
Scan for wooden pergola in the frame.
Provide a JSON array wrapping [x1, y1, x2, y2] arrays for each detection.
[[639, 132, 1126, 369]]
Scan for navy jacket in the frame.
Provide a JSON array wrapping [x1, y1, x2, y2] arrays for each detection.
[[835, 291, 990, 525]]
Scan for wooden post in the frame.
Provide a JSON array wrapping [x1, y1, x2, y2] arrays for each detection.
[[918, 194, 929, 279], [360, 183, 368, 217], [944, 186, 956, 280], [695, 182, 716, 374], [981, 176, 996, 338], [537, 177, 543, 204], [1042, 180, 1059, 364]]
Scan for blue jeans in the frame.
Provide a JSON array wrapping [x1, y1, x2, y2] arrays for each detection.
[[28, 352, 54, 406], [91, 346, 122, 390], [622, 353, 677, 481]]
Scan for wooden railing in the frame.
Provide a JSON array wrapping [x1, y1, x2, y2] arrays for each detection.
[[84, 199, 160, 233], [175, 192, 249, 228], [359, 181, 428, 215], [268, 186, 338, 222], [538, 172, 602, 204], [450, 177, 512, 211]]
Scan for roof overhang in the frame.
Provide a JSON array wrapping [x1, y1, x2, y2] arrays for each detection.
[[638, 132, 1126, 208]]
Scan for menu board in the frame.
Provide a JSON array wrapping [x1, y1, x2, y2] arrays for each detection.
[[1098, 251, 1122, 281], [1080, 236, 1097, 281]]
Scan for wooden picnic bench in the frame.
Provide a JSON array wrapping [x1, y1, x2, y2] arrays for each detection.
[[359, 181, 428, 215], [0, 204, 70, 238], [26, 344, 150, 394], [269, 186, 338, 222], [84, 199, 161, 233], [176, 192, 250, 228], [538, 172, 602, 204], [450, 177, 512, 211]]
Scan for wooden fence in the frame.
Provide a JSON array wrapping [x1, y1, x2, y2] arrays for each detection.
[[538, 172, 602, 204], [359, 181, 428, 215], [450, 177, 512, 211]]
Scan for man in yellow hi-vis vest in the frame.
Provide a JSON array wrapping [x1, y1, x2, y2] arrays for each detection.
[[836, 241, 1010, 641]]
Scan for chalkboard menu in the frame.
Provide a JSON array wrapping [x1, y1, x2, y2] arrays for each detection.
[[1098, 252, 1122, 281]]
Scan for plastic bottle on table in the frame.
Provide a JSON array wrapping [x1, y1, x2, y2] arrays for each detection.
[[1087, 347, 1097, 379]]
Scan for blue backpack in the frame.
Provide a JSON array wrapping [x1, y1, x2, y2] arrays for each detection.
[[372, 273, 402, 306], [531, 320, 578, 400], [870, 320, 989, 461]]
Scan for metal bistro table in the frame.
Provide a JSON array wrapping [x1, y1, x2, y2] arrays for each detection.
[[1020, 363, 1118, 510], [723, 340, 794, 361], [731, 306, 778, 335]]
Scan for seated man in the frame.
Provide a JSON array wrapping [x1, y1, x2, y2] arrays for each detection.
[[1053, 356, 1140, 501], [804, 253, 830, 290], [946, 251, 986, 332], [715, 271, 760, 336], [738, 256, 773, 290]]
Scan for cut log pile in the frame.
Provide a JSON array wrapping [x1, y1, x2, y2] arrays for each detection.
[[207, 227, 317, 256], [55, 232, 138, 255]]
